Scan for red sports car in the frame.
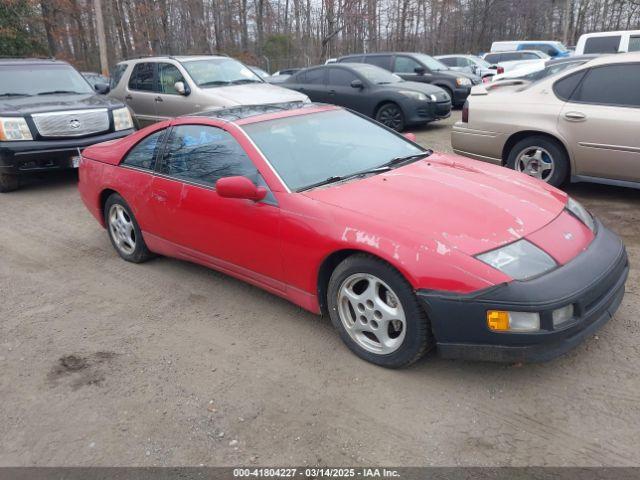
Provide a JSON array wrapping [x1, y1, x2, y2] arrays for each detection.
[[79, 103, 628, 368]]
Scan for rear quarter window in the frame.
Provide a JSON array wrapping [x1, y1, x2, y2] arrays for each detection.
[[553, 70, 588, 101], [584, 36, 621, 53], [122, 129, 166, 170], [110, 63, 128, 89]]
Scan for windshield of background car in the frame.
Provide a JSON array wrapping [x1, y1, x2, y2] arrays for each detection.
[[182, 58, 263, 87], [473, 56, 492, 68], [243, 110, 425, 191], [412, 53, 450, 71], [0, 64, 94, 96], [352, 64, 403, 84]]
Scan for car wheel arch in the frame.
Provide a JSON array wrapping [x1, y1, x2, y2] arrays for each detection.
[[316, 248, 418, 316], [502, 131, 573, 172], [99, 188, 120, 225]]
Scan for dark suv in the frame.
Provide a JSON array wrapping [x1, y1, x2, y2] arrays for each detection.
[[0, 59, 134, 192], [337, 52, 480, 106]]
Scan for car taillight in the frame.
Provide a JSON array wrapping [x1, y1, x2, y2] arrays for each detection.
[[497, 66, 505, 74], [462, 101, 469, 123]]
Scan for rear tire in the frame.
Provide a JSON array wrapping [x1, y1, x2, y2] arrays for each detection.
[[104, 193, 153, 263], [506, 135, 569, 187], [327, 254, 434, 368], [0, 174, 19, 193], [375, 103, 405, 131]]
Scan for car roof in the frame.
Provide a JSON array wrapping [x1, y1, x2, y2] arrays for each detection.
[[546, 54, 601, 65], [486, 50, 545, 55], [120, 55, 228, 64], [191, 102, 338, 125], [582, 51, 640, 66], [0, 57, 69, 66]]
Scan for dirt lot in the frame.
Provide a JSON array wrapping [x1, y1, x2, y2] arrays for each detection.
[[1, 111, 639, 467]]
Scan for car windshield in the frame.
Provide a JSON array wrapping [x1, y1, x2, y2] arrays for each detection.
[[183, 58, 263, 87], [472, 56, 492, 68], [243, 109, 426, 191], [412, 53, 450, 71], [351, 64, 403, 84], [0, 64, 93, 96]]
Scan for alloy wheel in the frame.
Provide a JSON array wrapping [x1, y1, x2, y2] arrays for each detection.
[[337, 273, 407, 355], [514, 146, 555, 182], [108, 204, 136, 255], [377, 105, 403, 130]]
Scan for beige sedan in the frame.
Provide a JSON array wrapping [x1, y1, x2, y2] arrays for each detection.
[[451, 53, 640, 188]]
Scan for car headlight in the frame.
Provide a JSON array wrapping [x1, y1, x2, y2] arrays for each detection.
[[0, 117, 33, 141], [302, 96, 312, 103], [476, 239, 557, 280], [399, 90, 428, 101], [456, 77, 472, 87], [566, 197, 595, 232], [430, 94, 438, 101], [113, 107, 134, 131]]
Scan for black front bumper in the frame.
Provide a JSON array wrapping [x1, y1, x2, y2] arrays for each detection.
[[418, 220, 628, 363], [404, 100, 452, 126], [451, 86, 472, 105], [0, 129, 133, 176]]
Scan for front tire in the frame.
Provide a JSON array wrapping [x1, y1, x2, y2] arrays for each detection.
[[375, 103, 405, 131], [0, 174, 19, 193], [327, 254, 434, 368], [506, 136, 569, 187], [104, 193, 153, 263]]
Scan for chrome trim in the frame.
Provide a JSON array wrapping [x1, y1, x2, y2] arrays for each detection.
[[571, 175, 640, 190], [31, 108, 109, 117], [31, 108, 110, 138], [578, 142, 640, 154], [452, 148, 502, 164]]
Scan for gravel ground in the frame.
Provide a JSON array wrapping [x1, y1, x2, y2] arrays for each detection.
[[1, 111, 639, 467]]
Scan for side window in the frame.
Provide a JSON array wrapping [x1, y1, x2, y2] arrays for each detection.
[[438, 58, 456, 67], [457, 57, 472, 67], [128, 62, 156, 91], [484, 53, 501, 64], [571, 65, 640, 107], [160, 125, 259, 186], [365, 55, 392, 70], [394, 56, 422, 73], [553, 70, 587, 101], [304, 68, 326, 85], [340, 56, 364, 63], [328, 68, 359, 86], [584, 36, 621, 54], [158, 63, 186, 94], [122, 129, 166, 170], [521, 52, 541, 60], [629, 36, 640, 52], [110, 63, 128, 89]]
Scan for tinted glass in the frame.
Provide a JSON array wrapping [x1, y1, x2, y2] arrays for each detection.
[[328, 68, 358, 86], [365, 55, 392, 70], [484, 53, 501, 64], [304, 68, 326, 84], [0, 64, 93, 96], [110, 64, 128, 89], [158, 63, 186, 94], [553, 70, 587, 101], [529, 44, 556, 55], [584, 36, 621, 53], [501, 53, 522, 61], [122, 129, 165, 170], [521, 52, 542, 60], [128, 63, 155, 91], [629, 36, 640, 52], [572, 65, 640, 107], [243, 110, 424, 192], [438, 57, 457, 67], [394, 56, 422, 73], [161, 125, 258, 186]]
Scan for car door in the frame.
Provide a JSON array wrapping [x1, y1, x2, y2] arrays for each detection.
[[325, 67, 368, 113], [149, 123, 284, 286], [125, 62, 159, 127], [557, 63, 640, 182], [154, 62, 196, 120], [286, 67, 328, 102], [393, 55, 434, 84]]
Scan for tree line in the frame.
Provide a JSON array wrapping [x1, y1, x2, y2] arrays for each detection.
[[2, 0, 640, 73]]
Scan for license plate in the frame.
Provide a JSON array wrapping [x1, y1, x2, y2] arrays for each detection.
[[71, 155, 81, 168]]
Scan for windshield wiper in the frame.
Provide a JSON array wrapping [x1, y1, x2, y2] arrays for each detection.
[[199, 80, 232, 87], [0, 92, 31, 97], [298, 176, 347, 192], [231, 79, 261, 84], [37, 90, 82, 95]]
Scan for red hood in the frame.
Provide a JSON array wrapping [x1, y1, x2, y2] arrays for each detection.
[[303, 153, 568, 256]]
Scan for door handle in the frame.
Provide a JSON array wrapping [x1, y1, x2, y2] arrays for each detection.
[[154, 96, 163, 102], [328, 89, 336, 95], [564, 111, 586, 121], [125, 94, 132, 101], [152, 190, 168, 202]]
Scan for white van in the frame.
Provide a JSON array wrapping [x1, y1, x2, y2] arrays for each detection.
[[575, 30, 640, 55], [490, 41, 570, 57]]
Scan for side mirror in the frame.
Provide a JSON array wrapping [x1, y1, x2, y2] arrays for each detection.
[[350, 79, 364, 89], [216, 176, 267, 202], [414, 66, 426, 75], [174, 81, 189, 95], [403, 132, 416, 142], [94, 82, 110, 94]]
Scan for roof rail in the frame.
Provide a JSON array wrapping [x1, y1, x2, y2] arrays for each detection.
[[126, 52, 230, 61]]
